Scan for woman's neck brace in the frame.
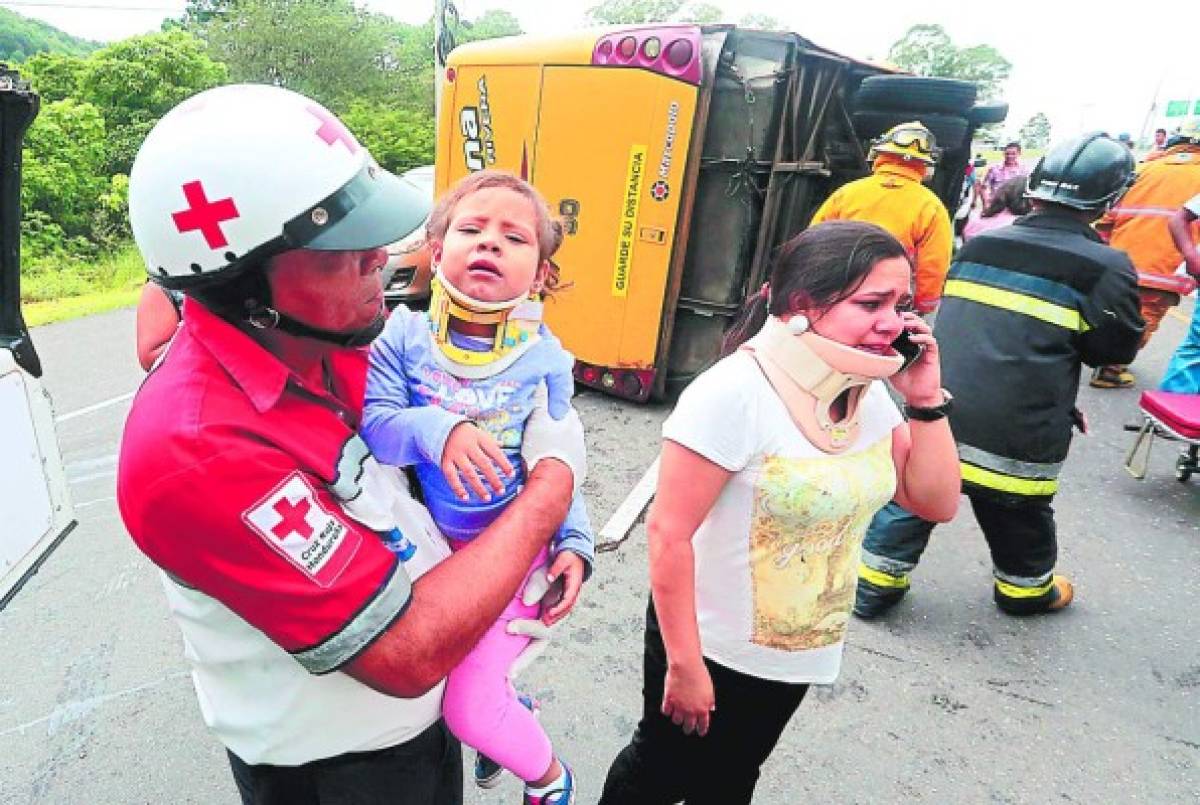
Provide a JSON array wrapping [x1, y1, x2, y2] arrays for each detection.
[[744, 316, 902, 453]]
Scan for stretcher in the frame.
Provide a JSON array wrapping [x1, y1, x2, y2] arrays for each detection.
[[1125, 390, 1200, 482]]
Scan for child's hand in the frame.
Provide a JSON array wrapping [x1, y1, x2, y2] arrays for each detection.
[[540, 551, 585, 627], [441, 422, 513, 501]]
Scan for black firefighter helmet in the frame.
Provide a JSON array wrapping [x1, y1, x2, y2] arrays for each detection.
[[1025, 132, 1135, 211]]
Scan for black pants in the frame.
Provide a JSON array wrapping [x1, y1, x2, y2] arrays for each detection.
[[227, 719, 462, 805], [862, 491, 1058, 612], [599, 602, 809, 805]]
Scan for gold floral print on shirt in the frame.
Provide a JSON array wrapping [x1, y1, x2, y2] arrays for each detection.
[[749, 436, 895, 651]]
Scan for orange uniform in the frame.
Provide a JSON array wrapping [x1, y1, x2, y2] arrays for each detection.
[[1097, 145, 1200, 350], [1102, 145, 1200, 283], [810, 155, 952, 313]]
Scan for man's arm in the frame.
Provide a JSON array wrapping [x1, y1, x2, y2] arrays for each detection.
[[1077, 255, 1145, 367], [1167, 197, 1200, 278], [912, 201, 953, 314], [345, 459, 574, 697], [346, 398, 587, 696]]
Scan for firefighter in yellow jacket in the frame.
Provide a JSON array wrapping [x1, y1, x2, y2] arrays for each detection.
[[1091, 122, 1200, 388], [810, 121, 953, 314]]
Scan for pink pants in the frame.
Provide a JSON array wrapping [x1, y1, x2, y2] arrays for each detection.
[[441, 545, 553, 782]]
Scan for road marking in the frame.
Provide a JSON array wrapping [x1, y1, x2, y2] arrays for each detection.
[[0, 670, 190, 738], [67, 454, 118, 486], [56, 391, 135, 423], [597, 456, 659, 553], [74, 496, 116, 509]]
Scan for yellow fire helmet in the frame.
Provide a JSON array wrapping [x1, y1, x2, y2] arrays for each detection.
[[426, 270, 544, 379], [868, 121, 940, 166]]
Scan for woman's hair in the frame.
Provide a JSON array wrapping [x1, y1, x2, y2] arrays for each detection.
[[426, 169, 564, 262], [983, 175, 1032, 218], [720, 220, 910, 356]]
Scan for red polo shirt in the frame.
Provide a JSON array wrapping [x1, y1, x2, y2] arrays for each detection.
[[117, 298, 411, 674]]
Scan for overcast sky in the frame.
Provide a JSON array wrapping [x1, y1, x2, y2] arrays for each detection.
[[6, 0, 1198, 144]]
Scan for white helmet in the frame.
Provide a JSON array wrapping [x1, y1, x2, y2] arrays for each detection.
[[129, 84, 428, 289]]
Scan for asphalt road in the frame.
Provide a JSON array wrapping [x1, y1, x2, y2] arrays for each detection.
[[1, 303, 1197, 804]]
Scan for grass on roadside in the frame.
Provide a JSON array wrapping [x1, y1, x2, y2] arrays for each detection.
[[22, 243, 145, 327]]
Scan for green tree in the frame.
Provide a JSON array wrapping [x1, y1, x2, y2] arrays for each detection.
[[79, 31, 228, 128], [463, 9, 522, 40], [386, 9, 523, 115], [887, 23, 1011, 100], [20, 52, 86, 102], [586, 0, 684, 24], [0, 7, 97, 60], [22, 98, 109, 242], [1019, 112, 1051, 150], [78, 31, 227, 175], [197, 0, 397, 110], [739, 13, 785, 30], [679, 3, 724, 23], [340, 103, 436, 173]]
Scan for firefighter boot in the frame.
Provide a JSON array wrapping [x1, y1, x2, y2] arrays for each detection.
[[1090, 366, 1134, 388], [853, 572, 910, 619], [994, 574, 1073, 615]]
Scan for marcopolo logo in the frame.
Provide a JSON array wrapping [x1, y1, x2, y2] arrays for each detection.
[[651, 101, 680, 202]]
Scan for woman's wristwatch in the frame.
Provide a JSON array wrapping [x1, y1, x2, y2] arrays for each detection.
[[904, 389, 954, 421]]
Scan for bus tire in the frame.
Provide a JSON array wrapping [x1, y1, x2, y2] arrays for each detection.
[[851, 110, 970, 150], [967, 102, 1009, 126], [854, 75, 978, 114]]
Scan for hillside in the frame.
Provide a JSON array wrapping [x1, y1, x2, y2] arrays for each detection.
[[0, 7, 99, 61]]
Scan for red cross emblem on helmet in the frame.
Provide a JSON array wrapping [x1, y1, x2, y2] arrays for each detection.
[[171, 181, 240, 250]]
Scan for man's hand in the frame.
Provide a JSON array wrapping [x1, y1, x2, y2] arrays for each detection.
[[441, 422, 513, 501], [522, 384, 587, 494], [541, 552, 584, 626]]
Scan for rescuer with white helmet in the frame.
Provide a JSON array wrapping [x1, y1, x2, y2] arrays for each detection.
[[118, 84, 585, 803]]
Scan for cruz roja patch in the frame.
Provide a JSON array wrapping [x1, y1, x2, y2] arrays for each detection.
[[243, 473, 362, 587]]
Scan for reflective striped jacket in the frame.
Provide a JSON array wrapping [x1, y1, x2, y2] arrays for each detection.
[[1101, 146, 1200, 279], [810, 156, 953, 314], [934, 211, 1144, 498]]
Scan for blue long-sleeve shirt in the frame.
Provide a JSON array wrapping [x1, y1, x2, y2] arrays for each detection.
[[362, 306, 594, 577]]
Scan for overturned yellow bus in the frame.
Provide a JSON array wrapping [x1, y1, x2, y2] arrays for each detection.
[[436, 24, 1000, 401]]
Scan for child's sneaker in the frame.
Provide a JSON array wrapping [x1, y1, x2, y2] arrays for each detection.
[[523, 760, 575, 805], [473, 694, 540, 789]]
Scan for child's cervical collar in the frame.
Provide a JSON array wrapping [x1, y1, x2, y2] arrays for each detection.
[[427, 271, 543, 379], [744, 315, 902, 453]]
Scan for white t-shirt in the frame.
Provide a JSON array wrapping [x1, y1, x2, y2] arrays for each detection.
[[162, 459, 452, 766], [662, 351, 902, 684]]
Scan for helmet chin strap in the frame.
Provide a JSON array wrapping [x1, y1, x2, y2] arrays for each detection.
[[743, 316, 903, 454], [252, 307, 386, 348]]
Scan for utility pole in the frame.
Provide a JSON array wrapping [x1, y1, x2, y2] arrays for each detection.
[[433, 0, 458, 122]]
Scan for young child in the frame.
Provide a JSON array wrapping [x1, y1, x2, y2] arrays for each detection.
[[362, 170, 592, 805]]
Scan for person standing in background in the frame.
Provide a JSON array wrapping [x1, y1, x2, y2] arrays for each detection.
[[810, 121, 952, 314]]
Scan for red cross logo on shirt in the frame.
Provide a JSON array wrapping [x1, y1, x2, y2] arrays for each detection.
[[172, 181, 240, 249], [271, 497, 313, 541], [307, 105, 359, 153]]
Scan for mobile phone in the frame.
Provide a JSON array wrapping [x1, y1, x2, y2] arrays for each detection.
[[892, 329, 924, 372]]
